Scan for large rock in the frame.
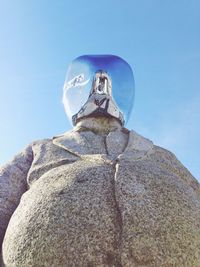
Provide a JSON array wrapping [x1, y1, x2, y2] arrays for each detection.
[[1, 128, 200, 266]]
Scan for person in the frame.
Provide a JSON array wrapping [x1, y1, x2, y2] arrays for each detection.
[[1, 55, 200, 267]]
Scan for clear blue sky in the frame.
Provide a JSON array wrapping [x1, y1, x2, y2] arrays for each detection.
[[0, 0, 200, 181]]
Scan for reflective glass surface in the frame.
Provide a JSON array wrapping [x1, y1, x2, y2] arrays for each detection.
[[63, 55, 135, 125]]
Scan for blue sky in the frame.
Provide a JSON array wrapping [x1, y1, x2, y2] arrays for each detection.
[[0, 0, 200, 181]]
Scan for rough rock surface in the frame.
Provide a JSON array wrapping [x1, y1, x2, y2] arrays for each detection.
[[1, 127, 200, 267]]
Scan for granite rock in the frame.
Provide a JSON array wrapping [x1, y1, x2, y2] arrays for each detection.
[[1, 128, 200, 267]]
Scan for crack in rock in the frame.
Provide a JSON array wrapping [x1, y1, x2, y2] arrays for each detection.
[[112, 159, 123, 267]]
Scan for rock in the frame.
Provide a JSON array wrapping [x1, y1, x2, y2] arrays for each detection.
[[1, 128, 200, 267]]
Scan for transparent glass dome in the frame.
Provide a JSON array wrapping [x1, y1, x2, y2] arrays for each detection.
[[63, 55, 135, 125]]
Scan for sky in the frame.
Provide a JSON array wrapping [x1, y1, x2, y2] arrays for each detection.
[[0, 0, 199, 181]]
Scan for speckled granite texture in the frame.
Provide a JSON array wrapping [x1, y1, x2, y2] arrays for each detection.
[[1, 128, 200, 267]]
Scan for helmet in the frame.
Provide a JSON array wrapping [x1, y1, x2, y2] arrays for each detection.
[[63, 55, 135, 126]]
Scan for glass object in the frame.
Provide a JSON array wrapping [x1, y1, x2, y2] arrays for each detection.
[[63, 55, 135, 125]]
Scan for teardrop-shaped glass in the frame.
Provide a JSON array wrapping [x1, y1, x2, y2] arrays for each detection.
[[63, 55, 135, 125]]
